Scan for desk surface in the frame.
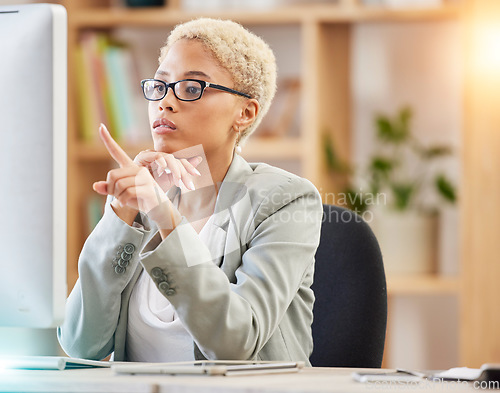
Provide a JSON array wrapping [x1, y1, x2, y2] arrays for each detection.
[[0, 367, 480, 393]]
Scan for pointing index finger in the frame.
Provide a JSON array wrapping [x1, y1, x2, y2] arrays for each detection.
[[99, 124, 135, 167]]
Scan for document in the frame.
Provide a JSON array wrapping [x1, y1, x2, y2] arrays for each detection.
[[353, 364, 500, 384], [0, 356, 111, 370], [112, 360, 304, 376]]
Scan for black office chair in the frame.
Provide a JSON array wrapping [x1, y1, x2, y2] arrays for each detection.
[[310, 204, 387, 368]]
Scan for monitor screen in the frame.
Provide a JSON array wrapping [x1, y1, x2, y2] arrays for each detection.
[[0, 3, 67, 330]]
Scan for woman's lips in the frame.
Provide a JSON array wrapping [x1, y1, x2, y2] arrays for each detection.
[[153, 118, 177, 134]]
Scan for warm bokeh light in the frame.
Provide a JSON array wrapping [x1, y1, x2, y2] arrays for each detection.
[[472, 22, 500, 74]]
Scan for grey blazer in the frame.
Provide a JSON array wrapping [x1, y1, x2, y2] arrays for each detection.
[[58, 154, 323, 364]]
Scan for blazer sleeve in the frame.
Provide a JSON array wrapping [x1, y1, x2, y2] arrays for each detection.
[[57, 199, 151, 360], [139, 176, 323, 360]]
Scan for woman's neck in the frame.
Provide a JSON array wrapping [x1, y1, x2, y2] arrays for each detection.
[[191, 147, 234, 193], [177, 148, 234, 231]]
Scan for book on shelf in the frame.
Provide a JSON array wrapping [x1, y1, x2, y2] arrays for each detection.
[[75, 32, 144, 144], [74, 44, 98, 143], [256, 77, 301, 139], [86, 195, 105, 233]]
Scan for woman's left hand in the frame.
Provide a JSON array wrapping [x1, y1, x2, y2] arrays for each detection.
[[133, 150, 202, 192]]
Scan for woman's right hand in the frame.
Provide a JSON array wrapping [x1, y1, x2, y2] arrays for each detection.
[[134, 150, 202, 192], [93, 124, 183, 232]]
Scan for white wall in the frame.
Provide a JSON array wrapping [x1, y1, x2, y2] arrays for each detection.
[[352, 21, 462, 179], [352, 20, 463, 369]]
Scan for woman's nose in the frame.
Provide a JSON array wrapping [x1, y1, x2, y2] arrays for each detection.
[[159, 87, 177, 112]]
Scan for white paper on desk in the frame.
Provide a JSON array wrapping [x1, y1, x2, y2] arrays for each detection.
[[0, 356, 112, 370], [432, 367, 482, 381], [352, 371, 421, 383], [113, 360, 303, 376]]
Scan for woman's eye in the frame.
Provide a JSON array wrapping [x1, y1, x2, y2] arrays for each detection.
[[186, 86, 200, 95], [155, 84, 165, 93]]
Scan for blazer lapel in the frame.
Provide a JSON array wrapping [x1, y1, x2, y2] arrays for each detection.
[[163, 155, 254, 268], [209, 154, 254, 271]]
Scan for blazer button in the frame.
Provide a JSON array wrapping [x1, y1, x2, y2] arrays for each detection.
[[117, 258, 129, 268], [121, 251, 132, 261], [115, 265, 126, 275], [123, 243, 135, 254], [151, 267, 163, 279], [165, 289, 176, 296], [158, 281, 170, 292]]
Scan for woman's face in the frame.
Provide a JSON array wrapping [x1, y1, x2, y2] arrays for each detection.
[[148, 39, 244, 157]]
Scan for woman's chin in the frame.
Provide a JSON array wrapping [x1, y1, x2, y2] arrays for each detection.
[[153, 140, 175, 154]]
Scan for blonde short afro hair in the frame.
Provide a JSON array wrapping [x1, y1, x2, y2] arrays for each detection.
[[159, 18, 277, 144]]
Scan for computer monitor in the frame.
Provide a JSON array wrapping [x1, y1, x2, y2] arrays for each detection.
[[0, 2, 67, 336]]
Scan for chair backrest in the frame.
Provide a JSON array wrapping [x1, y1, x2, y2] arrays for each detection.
[[309, 204, 387, 368]]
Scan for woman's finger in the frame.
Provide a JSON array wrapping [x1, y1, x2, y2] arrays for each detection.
[[180, 157, 202, 177], [134, 150, 162, 167], [93, 181, 108, 195], [103, 166, 144, 196], [155, 156, 169, 177], [163, 154, 182, 187], [115, 186, 140, 210], [188, 156, 203, 168], [134, 150, 203, 185], [177, 160, 195, 191], [114, 175, 139, 201], [99, 124, 135, 168]]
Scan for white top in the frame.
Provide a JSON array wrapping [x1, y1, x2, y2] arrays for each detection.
[[126, 214, 213, 362], [126, 268, 195, 362]]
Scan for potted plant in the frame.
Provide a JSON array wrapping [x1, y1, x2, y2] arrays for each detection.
[[324, 106, 457, 274]]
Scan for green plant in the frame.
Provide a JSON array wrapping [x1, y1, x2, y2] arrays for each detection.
[[324, 106, 457, 214]]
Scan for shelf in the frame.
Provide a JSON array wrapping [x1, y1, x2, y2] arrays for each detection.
[[241, 137, 302, 160], [70, 4, 462, 28], [75, 141, 152, 162], [386, 274, 460, 296], [75, 137, 302, 162]]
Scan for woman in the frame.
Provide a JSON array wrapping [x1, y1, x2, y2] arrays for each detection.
[[58, 18, 323, 365]]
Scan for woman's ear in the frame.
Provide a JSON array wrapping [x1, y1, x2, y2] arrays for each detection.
[[234, 98, 260, 130]]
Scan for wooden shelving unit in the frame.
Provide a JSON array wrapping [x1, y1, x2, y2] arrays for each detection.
[[57, 0, 493, 367], [75, 137, 303, 162], [61, 0, 461, 288], [69, 3, 462, 27], [386, 274, 460, 297]]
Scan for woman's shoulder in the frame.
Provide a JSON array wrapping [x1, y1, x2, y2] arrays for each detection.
[[221, 156, 323, 227], [245, 161, 321, 205], [223, 155, 322, 212], [248, 161, 305, 184]]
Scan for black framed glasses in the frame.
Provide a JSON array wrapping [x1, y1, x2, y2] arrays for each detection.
[[141, 78, 251, 102]]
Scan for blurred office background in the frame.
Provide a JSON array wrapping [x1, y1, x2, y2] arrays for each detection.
[[2, 0, 498, 371]]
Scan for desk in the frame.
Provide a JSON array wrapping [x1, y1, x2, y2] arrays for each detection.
[[0, 367, 480, 393]]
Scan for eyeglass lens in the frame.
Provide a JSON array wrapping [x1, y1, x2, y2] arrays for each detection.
[[143, 80, 204, 101]]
